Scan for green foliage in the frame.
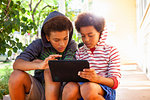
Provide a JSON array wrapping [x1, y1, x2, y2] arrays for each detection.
[[65, 0, 80, 21], [65, 0, 81, 42], [0, 0, 80, 56], [0, 66, 12, 99], [0, 0, 59, 56], [0, 0, 35, 56]]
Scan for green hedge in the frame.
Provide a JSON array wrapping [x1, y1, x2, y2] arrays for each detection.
[[0, 66, 12, 99]]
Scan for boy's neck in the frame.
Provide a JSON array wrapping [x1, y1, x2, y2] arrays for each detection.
[[90, 47, 96, 54]]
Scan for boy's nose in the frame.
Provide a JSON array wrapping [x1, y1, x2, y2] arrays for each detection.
[[59, 41, 65, 46], [84, 37, 89, 42]]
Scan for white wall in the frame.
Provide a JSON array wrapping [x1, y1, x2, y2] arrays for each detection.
[[136, 0, 150, 79], [92, 0, 137, 64]]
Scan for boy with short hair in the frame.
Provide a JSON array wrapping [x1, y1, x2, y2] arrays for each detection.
[[9, 11, 77, 100], [62, 12, 121, 100]]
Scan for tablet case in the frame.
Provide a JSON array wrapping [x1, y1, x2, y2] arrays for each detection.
[[48, 60, 89, 82]]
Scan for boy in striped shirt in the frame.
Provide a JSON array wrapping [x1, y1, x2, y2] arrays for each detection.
[[62, 13, 121, 100]]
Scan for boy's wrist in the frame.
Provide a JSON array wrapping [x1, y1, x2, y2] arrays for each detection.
[[97, 75, 104, 83]]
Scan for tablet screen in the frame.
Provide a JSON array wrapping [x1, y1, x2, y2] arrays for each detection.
[[48, 60, 89, 82]]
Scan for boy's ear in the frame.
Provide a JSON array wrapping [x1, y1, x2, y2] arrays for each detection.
[[46, 35, 50, 41]]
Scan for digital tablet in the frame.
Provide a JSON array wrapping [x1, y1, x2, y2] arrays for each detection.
[[48, 60, 90, 82]]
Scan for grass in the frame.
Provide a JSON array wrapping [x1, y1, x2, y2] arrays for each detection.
[[0, 64, 12, 99], [0, 61, 34, 99], [0, 61, 13, 76]]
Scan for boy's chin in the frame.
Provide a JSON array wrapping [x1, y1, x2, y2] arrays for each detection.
[[86, 45, 93, 49], [57, 49, 65, 53]]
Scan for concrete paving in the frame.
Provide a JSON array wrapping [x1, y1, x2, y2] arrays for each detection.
[[116, 65, 150, 100]]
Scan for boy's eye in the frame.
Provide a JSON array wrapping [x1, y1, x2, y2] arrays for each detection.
[[88, 35, 93, 37], [81, 35, 85, 38], [64, 37, 68, 40], [54, 39, 59, 42], [88, 34, 95, 37]]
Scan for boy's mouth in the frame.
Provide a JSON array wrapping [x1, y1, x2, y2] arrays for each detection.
[[85, 43, 91, 47], [58, 47, 65, 51]]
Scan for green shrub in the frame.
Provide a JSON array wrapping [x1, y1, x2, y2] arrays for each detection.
[[0, 66, 12, 99]]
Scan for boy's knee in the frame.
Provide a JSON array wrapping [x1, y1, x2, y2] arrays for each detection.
[[80, 82, 104, 99], [9, 70, 28, 85], [63, 82, 79, 98], [83, 93, 95, 100], [80, 85, 96, 100], [80, 82, 95, 97], [64, 82, 79, 91], [80, 82, 92, 91]]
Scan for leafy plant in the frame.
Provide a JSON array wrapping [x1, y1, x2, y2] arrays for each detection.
[[0, 0, 81, 57], [0, 66, 12, 99], [0, 0, 58, 56], [0, 0, 36, 56]]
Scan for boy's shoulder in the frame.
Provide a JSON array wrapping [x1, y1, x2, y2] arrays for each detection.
[[29, 39, 43, 47], [77, 45, 87, 53], [16, 39, 43, 61], [104, 43, 114, 49], [103, 43, 119, 53], [25, 39, 43, 52], [32, 38, 42, 44], [69, 40, 77, 46]]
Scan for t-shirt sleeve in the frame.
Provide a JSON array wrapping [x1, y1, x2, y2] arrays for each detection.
[[108, 46, 121, 89], [63, 40, 77, 60], [16, 39, 42, 61]]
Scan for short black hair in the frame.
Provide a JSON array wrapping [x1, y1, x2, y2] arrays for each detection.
[[75, 12, 105, 34], [43, 16, 73, 37]]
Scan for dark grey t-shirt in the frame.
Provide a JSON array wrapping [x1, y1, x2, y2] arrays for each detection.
[[16, 39, 77, 84]]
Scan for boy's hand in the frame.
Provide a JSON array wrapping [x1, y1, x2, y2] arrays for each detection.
[[78, 68, 100, 83], [38, 54, 62, 69]]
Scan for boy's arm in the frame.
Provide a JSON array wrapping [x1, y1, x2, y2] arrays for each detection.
[[88, 46, 121, 89], [13, 55, 62, 71], [13, 39, 43, 71], [107, 47, 121, 89], [13, 59, 42, 71], [97, 47, 120, 89], [13, 39, 62, 71], [78, 69, 115, 88], [78, 47, 121, 89], [95, 75, 115, 88]]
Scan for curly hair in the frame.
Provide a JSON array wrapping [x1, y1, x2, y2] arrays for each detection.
[[75, 13, 105, 34], [43, 16, 73, 37]]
